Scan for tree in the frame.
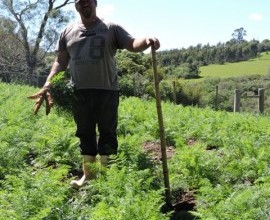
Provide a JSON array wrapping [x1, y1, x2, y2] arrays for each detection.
[[232, 27, 247, 43], [259, 39, 270, 52], [0, 17, 18, 71], [0, 0, 74, 84], [116, 50, 147, 76], [171, 62, 200, 79], [116, 50, 153, 97]]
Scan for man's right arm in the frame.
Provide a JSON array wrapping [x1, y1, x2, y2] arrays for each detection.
[[45, 50, 70, 86], [27, 50, 70, 115]]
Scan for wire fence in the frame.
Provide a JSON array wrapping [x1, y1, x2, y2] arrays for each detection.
[[213, 84, 270, 114], [2, 70, 270, 114]]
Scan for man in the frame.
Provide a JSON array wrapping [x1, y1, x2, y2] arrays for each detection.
[[28, 0, 160, 187]]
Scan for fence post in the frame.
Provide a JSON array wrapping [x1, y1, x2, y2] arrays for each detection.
[[258, 88, 265, 113], [234, 89, 240, 112], [215, 85, 219, 110], [173, 80, 176, 104]]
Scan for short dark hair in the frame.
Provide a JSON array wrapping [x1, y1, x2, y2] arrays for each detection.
[[75, 0, 97, 6]]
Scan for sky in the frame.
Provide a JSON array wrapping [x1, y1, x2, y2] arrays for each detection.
[[66, 0, 270, 51]]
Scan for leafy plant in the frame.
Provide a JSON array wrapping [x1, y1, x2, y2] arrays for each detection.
[[2, 82, 270, 219], [50, 71, 75, 113]]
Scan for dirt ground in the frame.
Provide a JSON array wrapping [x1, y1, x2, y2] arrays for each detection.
[[142, 140, 196, 220], [142, 141, 176, 161]]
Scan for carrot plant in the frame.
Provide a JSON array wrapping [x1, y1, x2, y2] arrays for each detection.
[[1, 82, 270, 219], [118, 97, 270, 218], [0, 166, 70, 220]]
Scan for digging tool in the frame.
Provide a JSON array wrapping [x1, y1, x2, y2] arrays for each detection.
[[151, 45, 172, 207]]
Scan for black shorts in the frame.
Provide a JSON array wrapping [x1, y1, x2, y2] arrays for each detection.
[[72, 89, 119, 156]]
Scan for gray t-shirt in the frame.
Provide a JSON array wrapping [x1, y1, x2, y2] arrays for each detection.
[[56, 20, 134, 90]]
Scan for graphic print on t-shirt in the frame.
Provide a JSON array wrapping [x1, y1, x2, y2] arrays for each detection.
[[73, 30, 106, 65]]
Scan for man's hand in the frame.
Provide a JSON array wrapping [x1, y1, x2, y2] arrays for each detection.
[[28, 84, 53, 115], [146, 37, 160, 50]]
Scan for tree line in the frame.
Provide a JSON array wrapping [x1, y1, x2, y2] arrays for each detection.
[[157, 38, 270, 66], [157, 29, 270, 79]]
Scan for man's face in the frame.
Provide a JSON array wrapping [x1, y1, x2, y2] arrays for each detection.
[[76, 0, 96, 19]]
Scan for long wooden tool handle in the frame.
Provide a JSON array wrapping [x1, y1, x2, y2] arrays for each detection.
[[151, 46, 172, 207]]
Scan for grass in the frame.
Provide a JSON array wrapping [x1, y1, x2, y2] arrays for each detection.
[[199, 52, 270, 80]]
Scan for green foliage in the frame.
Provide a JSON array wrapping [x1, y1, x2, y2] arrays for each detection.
[[116, 50, 147, 76], [0, 83, 36, 178], [0, 166, 70, 220], [118, 73, 150, 98], [200, 52, 270, 79], [118, 74, 135, 97], [157, 39, 269, 68], [117, 51, 270, 111], [163, 80, 203, 106], [2, 82, 270, 219], [119, 98, 270, 218], [195, 183, 270, 219], [63, 165, 167, 220], [200, 74, 270, 112], [0, 0, 74, 83], [159, 80, 174, 101], [50, 71, 75, 114], [170, 63, 201, 79]]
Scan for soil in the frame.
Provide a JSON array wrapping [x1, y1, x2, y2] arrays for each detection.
[[142, 141, 176, 161], [142, 140, 197, 220]]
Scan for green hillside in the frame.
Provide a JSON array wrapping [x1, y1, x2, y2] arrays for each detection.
[[200, 52, 270, 79], [1, 82, 270, 219]]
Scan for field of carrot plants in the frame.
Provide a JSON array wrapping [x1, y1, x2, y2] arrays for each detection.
[[1, 82, 270, 219]]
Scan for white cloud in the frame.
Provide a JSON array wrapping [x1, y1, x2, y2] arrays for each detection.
[[249, 13, 263, 21]]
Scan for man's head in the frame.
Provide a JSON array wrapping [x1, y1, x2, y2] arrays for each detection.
[[75, 0, 97, 6], [75, 0, 97, 19]]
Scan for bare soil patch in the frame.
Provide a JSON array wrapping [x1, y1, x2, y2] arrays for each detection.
[[142, 141, 175, 161], [142, 141, 196, 219]]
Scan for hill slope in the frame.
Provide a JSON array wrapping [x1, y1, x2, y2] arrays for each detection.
[[200, 52, 270, 79]]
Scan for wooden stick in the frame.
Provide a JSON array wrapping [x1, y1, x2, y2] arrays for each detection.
[[151, 46, 172, 207]]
